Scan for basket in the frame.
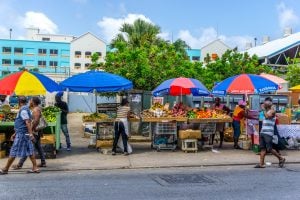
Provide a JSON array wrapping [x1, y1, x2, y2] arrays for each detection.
[[41, 134, 55, 144], [179, 129, 201, 139], [239, 140, 251, 150]]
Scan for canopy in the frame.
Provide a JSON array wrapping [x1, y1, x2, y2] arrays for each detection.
[[152, 77, 210, 96], [60, 70, 133, 93], [289, 84, 300, 92], [0, 71, 61, 95], [260, 73, 287, 89], [212, 74, 279, 96]]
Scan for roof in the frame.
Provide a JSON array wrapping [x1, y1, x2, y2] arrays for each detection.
[[246, 32, 300, 58], [71, 32, 106, 44], [201, 39, 232, 50]]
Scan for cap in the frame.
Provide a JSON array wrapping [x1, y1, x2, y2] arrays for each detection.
[[238, 100, 246, 106], [55, 91, 64, 98]]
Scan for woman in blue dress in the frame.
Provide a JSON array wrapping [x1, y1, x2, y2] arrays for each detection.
[[0, 96, 39, 174]]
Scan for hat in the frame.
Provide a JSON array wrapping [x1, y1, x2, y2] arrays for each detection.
[[55, 91, 64, 98], [238, 100, 246, 106]]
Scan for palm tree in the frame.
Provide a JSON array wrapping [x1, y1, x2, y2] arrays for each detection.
[[111, 19, 161, 48], [173, 39, 190, 56]]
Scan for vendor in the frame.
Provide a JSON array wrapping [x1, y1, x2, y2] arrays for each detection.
[[211, 97, 230, 148], [292, 99, 300, 122], [232, 100, 251, 149], [0, 95, 9, 106]]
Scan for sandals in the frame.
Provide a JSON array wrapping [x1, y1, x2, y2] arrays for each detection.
[[27, 169, 40, 174], [11, 164, 22, 170], [0, 169, 8, 175], [254, 164, 266, 168], [279, 158, 286, 168]]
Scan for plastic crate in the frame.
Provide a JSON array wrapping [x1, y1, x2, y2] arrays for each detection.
[[199, 123, 216, 135], [96, 122, 114, 140]]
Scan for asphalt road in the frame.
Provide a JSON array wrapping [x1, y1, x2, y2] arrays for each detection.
[[0, 165, 300, 200]]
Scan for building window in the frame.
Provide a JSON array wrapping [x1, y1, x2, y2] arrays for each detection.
[[74, 63, 81, 69], [96, 52, 102, 57], [85, 63, 90, 68], [75, 51, 81, 58], [50, 49, 58, 56], [2, 47, 11, 54], [14, 60, 23, 66], [85, 51, 92, 58], [38, 61, 46, 67], [49, 61, 58, 67], [192, 56, 200, 61], [2, 59, 11, 65], [38, 49, 47, 55], [42, 37, 50, 41], [14, 48, 23, 54]]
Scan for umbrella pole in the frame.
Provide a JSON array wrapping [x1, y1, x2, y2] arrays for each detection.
[[94, 89, 97, 113]]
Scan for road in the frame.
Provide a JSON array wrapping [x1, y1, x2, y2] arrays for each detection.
[[0, 165, 299, 200]]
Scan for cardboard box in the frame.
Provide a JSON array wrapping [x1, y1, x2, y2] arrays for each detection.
[[41, 134, 55, 144], [96, 139, 113, 148], [178, 130, 201, 139], [0, 133, 5, 142], [0, 150, 6, 158]]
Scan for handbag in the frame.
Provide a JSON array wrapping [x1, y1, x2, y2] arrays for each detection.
[[36, 116, 48, 131]]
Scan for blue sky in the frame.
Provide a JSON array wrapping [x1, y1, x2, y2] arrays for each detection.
[[0, 0, 299, 50]]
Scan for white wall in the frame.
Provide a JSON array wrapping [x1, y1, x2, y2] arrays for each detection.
[[201, 40, 231, 61], [70, 33, 106, 74], [26, 27, 75, 42]]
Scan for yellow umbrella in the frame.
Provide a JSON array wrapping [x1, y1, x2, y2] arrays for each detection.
[[289, 84, 300, 92]]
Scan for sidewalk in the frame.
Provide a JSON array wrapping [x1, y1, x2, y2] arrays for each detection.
[[1, 113, 299, 171]]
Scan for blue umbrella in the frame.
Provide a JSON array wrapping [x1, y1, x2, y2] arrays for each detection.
[[60, 70, 133, 92], [212, 74, 279, 96], [152, 77, 210, 97]]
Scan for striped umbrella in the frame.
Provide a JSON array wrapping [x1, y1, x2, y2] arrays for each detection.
[[0, 70, 61, 95]]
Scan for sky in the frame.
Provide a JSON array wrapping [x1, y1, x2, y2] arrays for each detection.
[[0, 0, 300, 50]]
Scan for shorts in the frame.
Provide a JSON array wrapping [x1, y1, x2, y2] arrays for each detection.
[[259, 134, 273, 152]]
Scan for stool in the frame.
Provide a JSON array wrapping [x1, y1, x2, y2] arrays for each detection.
[[181, 139, 198, 153]]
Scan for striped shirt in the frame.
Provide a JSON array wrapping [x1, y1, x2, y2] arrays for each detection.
[[116, 106, 130, 119], [260, 117, 276, 136]]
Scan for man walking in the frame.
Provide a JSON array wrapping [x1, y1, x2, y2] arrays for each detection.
[[55, 92, 71, 151]]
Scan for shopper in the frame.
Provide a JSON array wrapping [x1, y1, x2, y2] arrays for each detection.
[[292, 99, 300, 122], [55, 92, 71, 151], [12, 97, 46, 170], [0, 95, 9, 106], [112, 98, 131, 156], [211, 97, 230, 148], [255, 100, 286, 168], [232, 100, 250, 149], [0, 96, 39, 175]]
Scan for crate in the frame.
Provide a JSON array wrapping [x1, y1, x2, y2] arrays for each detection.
[[181, 139, 198, 153], [96, 122, 114, 140], [199, 123, 216, 135], [179, 130, 201, 139], [152, 121, 177, 151], [96, 139, 113, 149]]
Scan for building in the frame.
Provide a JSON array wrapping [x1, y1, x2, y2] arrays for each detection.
[[26, 27, 76, 42], [245, 28, 300, 71], [186, 39, 231, 62], [70, 32, 106, 74], [0, 39, 70, 78]]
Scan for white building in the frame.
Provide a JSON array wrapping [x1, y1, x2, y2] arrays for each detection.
[[26, 27, 76, 42], [200, 39, 231, 62], [70, 32, 106, 74]]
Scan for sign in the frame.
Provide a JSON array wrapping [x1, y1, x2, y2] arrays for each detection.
[[152, 97, 163, 105]]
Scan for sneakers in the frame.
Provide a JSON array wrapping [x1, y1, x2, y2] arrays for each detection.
[[67, 147, 71, 151]]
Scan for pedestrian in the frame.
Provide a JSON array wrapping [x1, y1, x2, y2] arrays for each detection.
[[0, 95, 9, 106], [112, 98, 131, 156], [255, 100, 286, 168], [232, 100, 251, 149], [211, 97, 230, 148], [0, 96, 39, 175], [11, 96, 46, 170], [55, 92, 71, 151]]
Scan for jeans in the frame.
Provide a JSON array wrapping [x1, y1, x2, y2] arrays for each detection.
[[19, 133, 46, 166], [232, 120, 241, 139], [61, 124, 71, 148], [112, 121, 128, 153]]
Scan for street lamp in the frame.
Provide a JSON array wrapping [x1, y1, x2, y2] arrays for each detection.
[[254, 37, 257, 47], [9, 28, 12, 39]]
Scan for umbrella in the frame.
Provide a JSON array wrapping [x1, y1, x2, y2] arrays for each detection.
[[259, 73, 287, 89], [289, 84, 300, 92], [60, 70, 133, 92], [152, 77, 210, 97], [212, 74, 279, 96], [0, 70, 61, 95]]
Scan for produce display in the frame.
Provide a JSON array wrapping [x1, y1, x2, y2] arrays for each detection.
[[0, 105, 17, 122], [42, 106, 61, 123], [141, 102, 188, 118], [82, 113, 110, 122], [187, 108, 230, 119]]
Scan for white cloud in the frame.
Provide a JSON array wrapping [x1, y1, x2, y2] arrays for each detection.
[[178, 27, 253, 51], [158, 31, 171, 41], [97, 13, 154, 42], [277, 2, 299, 29], [19, 11, 58, 34]]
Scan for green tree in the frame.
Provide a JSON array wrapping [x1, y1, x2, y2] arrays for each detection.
[[286, 57, 300, 87], [89, 52, 101, 70]]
